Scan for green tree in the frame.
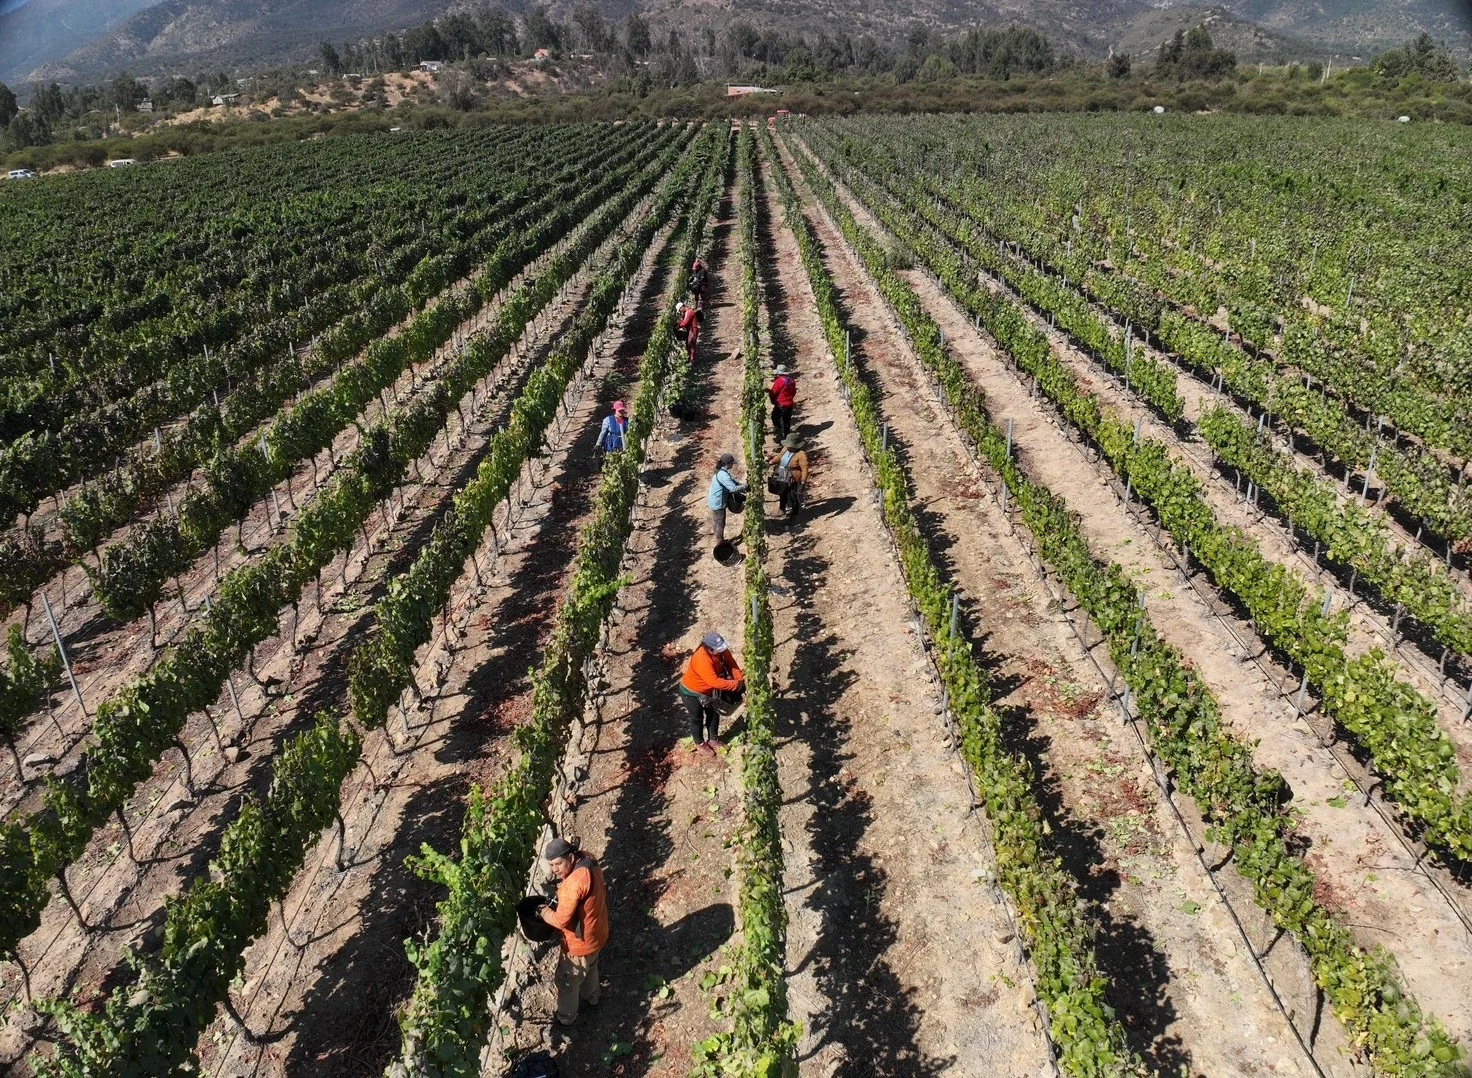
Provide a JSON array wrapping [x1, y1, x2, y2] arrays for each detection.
[[524, 4, 563, 52], [572, 2, 610, 52], [624, 13, 652, 57], [1109, 51, 1132, 78], [0, 82, 17, 127], [319, 41, 344, 75]]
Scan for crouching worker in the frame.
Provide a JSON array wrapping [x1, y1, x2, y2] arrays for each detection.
[[679, 631, 744, 756], [539, 836, 609, 1027]]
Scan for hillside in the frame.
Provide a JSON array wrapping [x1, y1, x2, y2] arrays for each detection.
[[7, 0, 1471, 83], [0, 0, 160, 83], [1196, 0, 1472, 55]]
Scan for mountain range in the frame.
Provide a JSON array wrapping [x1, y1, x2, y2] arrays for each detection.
[[1, 0, 1468, 85]]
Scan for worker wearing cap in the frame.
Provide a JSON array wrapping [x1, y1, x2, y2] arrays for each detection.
[[539, 835, 609, 1026], [707, 452, 747, 544], [768, 364, 797, 440], [679, 632, 744, 755], [597, 399, 629, 457]]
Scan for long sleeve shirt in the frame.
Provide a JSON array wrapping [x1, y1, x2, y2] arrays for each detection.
[[767, 447, 809, 485], [598, 414, 629, 451], [547, 858, 609, 957], [706, 467, 745, 510], [677, 306, 700, 342], [768, 374, 796, 407], [680, 645, 744, 697]]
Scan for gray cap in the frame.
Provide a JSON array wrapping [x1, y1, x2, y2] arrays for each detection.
[[701, 631, 729, 653], [543, 837, 575, 860], [717, 452, 736, 468]]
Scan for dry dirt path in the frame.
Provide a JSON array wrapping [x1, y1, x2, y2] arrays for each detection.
[[195, 213, 688, 1078], [488, 179, 747, 1078], [976, 252, 1472, 778], [756, 148, 1054, 1078], [788, 137, 1472, 1068], [774, 135, 1310, 1077], [1, 197, 637, 1074]]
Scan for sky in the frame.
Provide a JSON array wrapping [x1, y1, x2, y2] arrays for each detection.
[[0, 0, 33, 15]]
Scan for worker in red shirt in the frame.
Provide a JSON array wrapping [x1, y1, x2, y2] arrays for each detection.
[[676, 300, 700, 364], [539, 836, 610, 1027], [768, 364, 797, 440]]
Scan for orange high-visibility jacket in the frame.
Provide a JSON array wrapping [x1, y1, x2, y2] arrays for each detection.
[[680, 645, 743, 697], [548, 856, 608, 957]]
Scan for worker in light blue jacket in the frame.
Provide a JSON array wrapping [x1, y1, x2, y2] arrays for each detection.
[[707, 453, 747, 544]]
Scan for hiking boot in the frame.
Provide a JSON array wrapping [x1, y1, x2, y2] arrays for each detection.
[[698, 741, 717, 757]]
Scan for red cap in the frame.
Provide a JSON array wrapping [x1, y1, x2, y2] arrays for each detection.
[[612, 400, 626, 413]]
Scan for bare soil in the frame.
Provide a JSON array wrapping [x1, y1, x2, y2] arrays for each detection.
[[757, 148, 1053, 1077], [488, 184, 747, 1077], [793, 136, 1472, 1068], [195, 209, 686, 1078], [776, 135, 1311, 1078], [3, 201, 640, 1075]]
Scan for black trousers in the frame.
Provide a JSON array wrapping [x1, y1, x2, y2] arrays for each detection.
[[779, 480, 804, 517], [682, 693, 719, 743], [771, 403, 793, 440]]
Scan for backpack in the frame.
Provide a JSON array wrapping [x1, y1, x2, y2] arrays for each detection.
[[507, 1051, 559, 1078], [774, 450, 794, 483]]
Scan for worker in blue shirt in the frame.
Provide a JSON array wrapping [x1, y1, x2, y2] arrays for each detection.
[[597, 400, 629, 460], [706, 453, 747, 544]]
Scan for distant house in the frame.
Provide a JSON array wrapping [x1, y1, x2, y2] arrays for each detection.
[[212, 93, 241, 106], [419, 60, 444, 73], [726, 85, 775, 97], [136, 99, 154, 113], [533, 48, 551, 62]]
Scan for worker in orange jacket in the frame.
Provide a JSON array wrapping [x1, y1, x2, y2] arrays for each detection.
[[679, 631, 743, 755], [539, 835, 609, 1026]]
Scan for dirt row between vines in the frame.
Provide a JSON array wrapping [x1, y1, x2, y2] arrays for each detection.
[[982, 240, 1472, 766], [1, 183, 614, 817], [1, 193, 650, 1074], [774, 134, 1311, 1077], [753, 145, 1054, 1076], [0, 122, 568, 568], [197, 208, 689, 1078], [487, 167, 748, 1078], [788, 134, 1472, 1065], [0, 127, 623, 680]]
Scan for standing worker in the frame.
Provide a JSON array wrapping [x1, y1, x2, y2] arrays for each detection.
[[679, 631, 744, 755], [597, 400, 629, 460], [689, 258, 710, 311], [676, 300, 700, 365], [539, 836, 609, 1028], [767, 433, 809, 519], [707, 452, 747, 545], [768, 364, 796, 440]]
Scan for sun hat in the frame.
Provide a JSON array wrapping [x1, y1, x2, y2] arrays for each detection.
[[701, 631, 729, 652], [774, 364, 790, 375], [782, 434, 801, 449]]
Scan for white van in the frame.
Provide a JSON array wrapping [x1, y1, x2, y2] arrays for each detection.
[[6, 168, 38, 180]]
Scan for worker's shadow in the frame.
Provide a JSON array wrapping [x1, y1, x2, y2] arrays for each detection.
[[637, 901, 735, 985]]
